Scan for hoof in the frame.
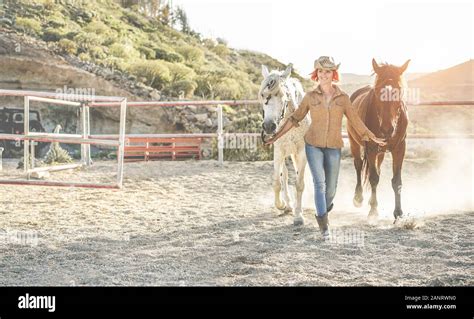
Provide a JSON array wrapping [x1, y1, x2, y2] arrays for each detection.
[[275, 202, 286, 210], [393, 213, 404, 225], [353, 196, 363, 208], [393, 209, 404, 219], [293, 215, 304, 226]]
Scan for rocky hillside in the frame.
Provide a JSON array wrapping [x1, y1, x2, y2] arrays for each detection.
[[0, 0, 307, 160]]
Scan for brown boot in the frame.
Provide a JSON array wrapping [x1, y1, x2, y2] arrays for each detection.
[[315, 214, 330, 240]]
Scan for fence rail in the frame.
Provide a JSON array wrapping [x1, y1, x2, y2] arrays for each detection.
[[0, 88, 472, 188]]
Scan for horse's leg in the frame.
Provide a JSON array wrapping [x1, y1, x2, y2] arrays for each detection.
[[291, 147, 307, 226], [391, 140, 406, 220], [367, 151, 380, 219], [280, 160, 293, 213], [273, 152, 286, 210], [349, 135, 364, 207]]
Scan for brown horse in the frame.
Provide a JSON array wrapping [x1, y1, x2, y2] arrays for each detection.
[[348, 58, 410, 221]]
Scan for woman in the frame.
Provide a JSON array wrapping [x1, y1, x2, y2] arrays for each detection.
[[265, 56, 385, 239]]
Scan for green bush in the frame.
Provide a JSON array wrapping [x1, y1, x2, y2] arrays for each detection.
[[73, 32, 102, 51], [163, 80, 198, 98], [154, 47, 183, 62], [211, 44, 230, 58], [138, 46, 156, 59], [83, 20, 113, 37], [194, 66, 236, 98], [101, 57, 127, 71], [46, 11, 67, 28], [175, 45, 204, 66], [213, 78, 244, 100], [103, 16, 127, 35], [128, 60, 171, 89], [165, 62, 196, 82], [15, 17, 43, 36], [42, 27, 65, 42], [90, 46, 107, 60], [78, 52, 91, 62], [32, 0, 55, 10], [202, 38, 217, 49], [58, 38, 77, 55], [122, 9, 149, 28], [109, 43, 140, 60]]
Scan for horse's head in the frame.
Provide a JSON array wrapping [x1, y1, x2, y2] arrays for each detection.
[[259, 64, 292, 135], [372, 58, 410, 139]]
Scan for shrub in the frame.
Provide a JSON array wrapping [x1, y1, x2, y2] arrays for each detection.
[[154, 47, 183, 62], [58, 38, 77, 55], [108, 43, 140, 60], [73, 32, 102, 51], [128, 60, 171, 89], [216, 37, 228, 45], [175, 45, 204, 66], [202, 38, 217, 49], [46, 11, 67, 28], [101, 57, 127, 71], [90, 46, 107, 60], [165, 62, 196, 82], [14, 17, 42, 36], [138, 46, 156, 59], [213, 78, 243, 100], [78, 52, 91, 62], [42, 27, 65, 42], [211, 44, 230, 58], [122, 9, 149, 28], [104, 16, 127, 35], [163, 80, 198, 98], [83, 20, 113, 37]]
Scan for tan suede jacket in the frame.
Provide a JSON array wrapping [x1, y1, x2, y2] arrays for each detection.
[[289, 84, 370, 148]]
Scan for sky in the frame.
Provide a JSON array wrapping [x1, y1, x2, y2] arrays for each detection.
[[172, 0, 473, 76]]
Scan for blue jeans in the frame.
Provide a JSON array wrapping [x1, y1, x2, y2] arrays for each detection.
[[305, 143, 342, 217]]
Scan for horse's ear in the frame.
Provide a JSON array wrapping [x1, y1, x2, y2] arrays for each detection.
[[399, 59, 411, 74], [261, 65, 270, 78], [281, 63, 293, 80], [372, 58, 381, 74]]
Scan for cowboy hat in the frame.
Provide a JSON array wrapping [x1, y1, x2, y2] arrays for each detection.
[[313, 56, 340, 71]]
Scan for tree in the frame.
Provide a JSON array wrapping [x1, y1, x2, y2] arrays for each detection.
[[175, 6, 190, 34], [120, 0, 161, 18], [159, 3, 173, 26]]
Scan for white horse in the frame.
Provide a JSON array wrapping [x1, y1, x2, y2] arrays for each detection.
[[259, 64, 310, 226]]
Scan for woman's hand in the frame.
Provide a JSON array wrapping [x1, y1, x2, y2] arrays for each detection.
[[263, 119, 294, 146], [264, 135, 278, 145], [368, 132, 387, 146]]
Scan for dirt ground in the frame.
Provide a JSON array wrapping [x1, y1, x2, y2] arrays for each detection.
[[0, 140, 472, 286]]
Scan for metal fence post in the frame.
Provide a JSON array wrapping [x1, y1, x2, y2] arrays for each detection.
[[217, 104, 224, 165]]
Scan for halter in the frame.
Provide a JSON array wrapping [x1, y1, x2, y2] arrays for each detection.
[[260, 80, 293, 143]]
